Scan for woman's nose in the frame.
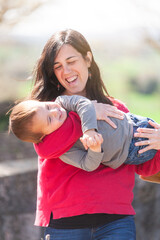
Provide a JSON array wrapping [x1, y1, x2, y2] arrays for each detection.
[[63, 64, 71, 74]]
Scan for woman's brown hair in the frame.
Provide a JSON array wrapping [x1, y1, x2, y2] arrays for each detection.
[[31, 29, 113, 105]]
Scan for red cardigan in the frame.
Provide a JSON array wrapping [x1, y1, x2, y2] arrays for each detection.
[[34, 99, 160, 227]]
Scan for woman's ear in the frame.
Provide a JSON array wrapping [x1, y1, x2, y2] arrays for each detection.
[[86, 51, 92, 67]]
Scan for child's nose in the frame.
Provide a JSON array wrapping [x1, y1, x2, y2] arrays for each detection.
[[50, 108, 58, 116]]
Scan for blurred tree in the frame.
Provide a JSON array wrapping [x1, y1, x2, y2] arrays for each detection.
[[145, 34, 160, 53], [0, 0, 51, 27], [131, 0, 160, 53]]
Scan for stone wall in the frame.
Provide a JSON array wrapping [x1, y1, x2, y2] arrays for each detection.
[[0, 158, 43, 240], [0, 158, 160, 240], [133, 175, 160, 240]]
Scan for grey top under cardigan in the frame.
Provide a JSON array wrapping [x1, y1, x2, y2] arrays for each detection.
[[55, 95, 133, 170]]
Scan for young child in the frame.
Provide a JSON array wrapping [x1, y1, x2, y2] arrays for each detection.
[[9, 95, 157, 170]]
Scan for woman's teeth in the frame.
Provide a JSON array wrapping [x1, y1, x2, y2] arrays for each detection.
[[66, 76, 77, 83]]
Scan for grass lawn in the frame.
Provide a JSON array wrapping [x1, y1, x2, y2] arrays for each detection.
[[99, 55, 160, 123], [1, 43, 160, 131]]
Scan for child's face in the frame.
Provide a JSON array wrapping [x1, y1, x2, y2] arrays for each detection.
[[30, 101, 67, 137]]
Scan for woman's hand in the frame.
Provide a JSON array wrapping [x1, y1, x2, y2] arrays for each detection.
[[134, 120, 160, 154], [92, 101, 124, 128]]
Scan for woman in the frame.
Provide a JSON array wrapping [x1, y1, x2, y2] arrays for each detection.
[[30, 29, 160, 240]]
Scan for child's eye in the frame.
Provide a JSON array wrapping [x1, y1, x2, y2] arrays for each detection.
[[46, 104, 50, 110], [48, 116, 52, 123]]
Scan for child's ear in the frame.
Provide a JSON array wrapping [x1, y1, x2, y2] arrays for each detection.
[[86, 51, 92, 68]]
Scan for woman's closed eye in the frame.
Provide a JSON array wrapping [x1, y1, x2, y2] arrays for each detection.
[[68, 60, 76, 65], [54, 65, 62, 70]]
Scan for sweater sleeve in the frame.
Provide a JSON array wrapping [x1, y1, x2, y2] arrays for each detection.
[[34, 112, 82, 159], [111, 98, 129, 113], [60, 145, 104, 171], [134, 151, 160, 176]]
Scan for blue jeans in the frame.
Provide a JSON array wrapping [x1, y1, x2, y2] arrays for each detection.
[[44, 216, 136, 240], [125, 114, 157, 165]]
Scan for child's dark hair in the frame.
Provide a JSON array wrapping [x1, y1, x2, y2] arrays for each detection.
[[9, 100, 43, 143]]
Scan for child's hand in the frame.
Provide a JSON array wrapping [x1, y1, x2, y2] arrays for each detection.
[[80, 129, 103, 152]]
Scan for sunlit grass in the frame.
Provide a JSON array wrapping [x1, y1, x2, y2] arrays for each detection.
[[17, 79, 34, 99], [17, 53, 160, 123], [123, 92, 160, 122], [98, 54, 160, 123], [0, 43, 160, 131]]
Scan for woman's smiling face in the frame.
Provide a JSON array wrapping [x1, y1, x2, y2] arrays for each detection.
[[53, 44, 92, 97]]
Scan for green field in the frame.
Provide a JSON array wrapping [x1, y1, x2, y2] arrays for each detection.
[[0, 43, 160, 131], [97, 54, 160, 123]]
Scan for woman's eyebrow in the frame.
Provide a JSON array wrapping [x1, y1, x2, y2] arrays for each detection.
[[66, 56, 77, 60]]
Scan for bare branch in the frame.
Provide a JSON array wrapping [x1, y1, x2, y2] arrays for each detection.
[[145, 36, 160, 53], [0, 0, 51, 28]]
